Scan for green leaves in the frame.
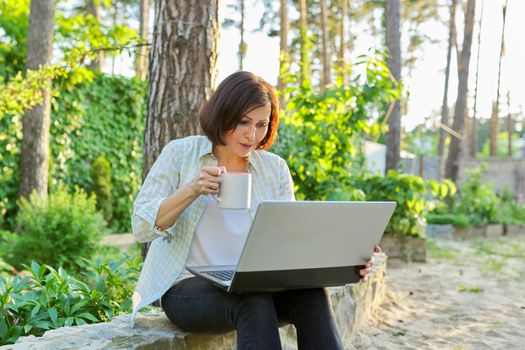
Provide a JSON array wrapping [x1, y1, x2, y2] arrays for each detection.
[[273, 53, 400, 201], [3, 186, 106, 273], [0, 255, 141, 345]]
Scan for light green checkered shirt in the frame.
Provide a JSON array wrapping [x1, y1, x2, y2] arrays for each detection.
[[131, 135, 295, 322]]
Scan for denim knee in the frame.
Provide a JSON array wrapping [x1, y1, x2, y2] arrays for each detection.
[[234, 293, 275, 322]]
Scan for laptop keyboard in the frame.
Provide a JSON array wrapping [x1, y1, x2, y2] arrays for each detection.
[[202, 270, 235, 281]]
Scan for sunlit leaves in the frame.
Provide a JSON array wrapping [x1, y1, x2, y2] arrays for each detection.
[[0, 255, 141, 345], [273, 53, 400, 200]]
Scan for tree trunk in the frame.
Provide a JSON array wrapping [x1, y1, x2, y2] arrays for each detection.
[[445, 0, 476, 182], [320, 0, 330, 91], [87, 0, 104, 70], [19, 0, 55, 200], [385, 0, 401, 172], [299, 0, 310, 83], [471, 0, 484, 157], [507, 91, 512, 157], [278, 0, 288, 104], [338, 0, 348, 83], [438, 0, 457, 179], [135, 0, 149, 80], [490, 0, 508, 156], [111, 1, 118, 75], [239, 0, 245, 70], [142, 0, 219, 259]]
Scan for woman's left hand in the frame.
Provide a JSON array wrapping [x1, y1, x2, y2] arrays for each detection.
[[359, 245, 381, 283]]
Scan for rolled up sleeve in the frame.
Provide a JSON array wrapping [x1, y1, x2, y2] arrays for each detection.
[[132, 142, 179, 243]]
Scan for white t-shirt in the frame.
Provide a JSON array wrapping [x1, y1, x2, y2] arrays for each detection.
[[177, 196, 252, 281]]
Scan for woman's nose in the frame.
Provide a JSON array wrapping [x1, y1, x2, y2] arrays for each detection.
[[247, 126, 256, 140]]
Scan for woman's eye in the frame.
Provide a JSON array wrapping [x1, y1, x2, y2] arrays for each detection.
[[258, 122, 269, 128], [239, 120, 250, 125]]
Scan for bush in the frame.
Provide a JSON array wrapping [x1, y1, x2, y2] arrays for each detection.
[[2, 186, 107, 273], [494, 187, 525, 225], [453, 164, 500, 226], [91, 156, 113, 223], [272, 53, 400, 200], [337, 170, 428, 237], [426, 213, 470, 228], [0, 256, 141, 345]]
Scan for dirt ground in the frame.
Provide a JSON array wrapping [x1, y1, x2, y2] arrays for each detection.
[[348, 234, 525, 350]]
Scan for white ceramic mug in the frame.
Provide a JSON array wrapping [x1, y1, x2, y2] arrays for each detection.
[[213, 172, 251, 209]]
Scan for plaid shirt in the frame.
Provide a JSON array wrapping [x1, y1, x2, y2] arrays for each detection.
[[131, 135, 295, 322]]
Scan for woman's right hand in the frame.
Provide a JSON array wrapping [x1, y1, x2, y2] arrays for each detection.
[[188, 166, 226, 196]]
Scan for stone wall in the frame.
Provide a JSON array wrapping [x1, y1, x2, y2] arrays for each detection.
[[403, 157, 525, 198], [1, 254, 388, 350]]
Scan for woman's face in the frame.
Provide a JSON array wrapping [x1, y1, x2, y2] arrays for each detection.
[[223, 103, 271, 158]]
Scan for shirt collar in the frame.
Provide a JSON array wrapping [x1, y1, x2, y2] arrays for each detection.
[[198, 137, 260, 173]]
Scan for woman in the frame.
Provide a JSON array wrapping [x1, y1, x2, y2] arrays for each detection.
[[131, 71, 377, 349]]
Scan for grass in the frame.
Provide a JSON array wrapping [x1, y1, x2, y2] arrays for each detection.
[[426, 239, 461, 261], [471, 239, 525, 259], [458, 283, 483, 293], [470, 238, 525, 276]]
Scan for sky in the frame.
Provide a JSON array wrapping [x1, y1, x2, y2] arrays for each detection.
[[110, 0, 525, 132], [215, 0, 525, 132]]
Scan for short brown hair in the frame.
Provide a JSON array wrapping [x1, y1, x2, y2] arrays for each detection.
[[200, 71, 280, 150]]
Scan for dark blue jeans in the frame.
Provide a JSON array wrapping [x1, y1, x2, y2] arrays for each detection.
[[161, 277, 343, 350]]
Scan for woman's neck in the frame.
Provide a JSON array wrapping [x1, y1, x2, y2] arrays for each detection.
[[212, 145, 248, 172]]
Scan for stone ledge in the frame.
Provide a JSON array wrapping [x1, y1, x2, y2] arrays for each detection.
[[2, 254, 387, 350]]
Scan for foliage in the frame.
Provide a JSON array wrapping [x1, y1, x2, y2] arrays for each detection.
[[496, 188, 525, 225], [91, 156, 113, 223], [1, 186, 106, 273], [0, 0, 146, 232], [0, 0, 141, 79], [0, 0, 143, 116], [453, 164, 501, 226], [0, 254, 15, 280], [0, 0, 29, 80], [49, 74, 146, 232], [426, 213, 470, 228], [0, 256, 141, 345], [0, 65, 68, 116], [348, 170, 428, 237], [0, 73, 146, 232], [272, 53, 401, 200], [0, 111, 21, 228]]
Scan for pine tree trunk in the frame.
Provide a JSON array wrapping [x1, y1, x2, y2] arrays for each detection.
[[507, 91, 512, 157], [141, 1, 219, 263], [339, 0, 348, 83], [438, 0, 457, 179], [299, 0, 310, 83], [385, 0, 401, 172], [490, 0, 508, 156], [19, 0, 55, 200], [111, 1, 118, 75], [144, 0, 219, 177], [320, 0, 330, 91], [87, 0, 104, 70], [239, 0, 245, 70], [471, 0, 484, 157], [445, 0, 476, 181], [278, 0, 288, 104], [135, 0, 149, 80]]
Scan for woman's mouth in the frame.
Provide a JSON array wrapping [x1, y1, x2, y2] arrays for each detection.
[[240, 143, 252, 151]]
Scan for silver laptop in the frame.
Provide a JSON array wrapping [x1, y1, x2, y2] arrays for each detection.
[[187, 200, 396, 293]]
